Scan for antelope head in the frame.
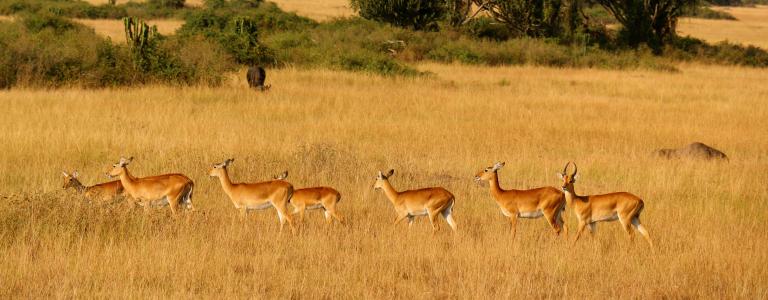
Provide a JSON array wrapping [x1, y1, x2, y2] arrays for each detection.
[[209, 158, 234, 178], [373, 169, 395, 190], [62, 170, 81, 189], [273, 171, 288, 180], [557, 161, 579, 193], [107, 157, 133, 178], [474, 161, 505, 182]]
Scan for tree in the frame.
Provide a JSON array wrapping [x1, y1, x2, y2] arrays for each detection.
[[123, 17, 160, 72], [350, 0, 448, 30], [446, 0, 472, 28], [594, 0, 696, 52], [472, 0, 581, 38]]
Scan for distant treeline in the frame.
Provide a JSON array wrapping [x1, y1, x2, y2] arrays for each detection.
[[0, 0, 767, 88]]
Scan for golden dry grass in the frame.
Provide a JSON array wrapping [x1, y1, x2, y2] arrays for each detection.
[[678, 5, 768, 49], [270, 0, 354, 21], [74, 18, 184, 42], [0, 63, 767, 298]]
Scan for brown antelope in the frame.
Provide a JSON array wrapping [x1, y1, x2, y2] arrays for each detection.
[[107, 157, 194, 214], [209, 159, 295, 232], [474, 162, 567, 239], [273, 171, 344, 225], [373, 169, 457, 232], [558, 162, 653, 247], [62, 170, 124, 203]]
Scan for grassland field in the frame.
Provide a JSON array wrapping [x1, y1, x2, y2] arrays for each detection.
[[1, 62, 767, 298], [1, 2, 768, 299], [678, 5, 768, 49]]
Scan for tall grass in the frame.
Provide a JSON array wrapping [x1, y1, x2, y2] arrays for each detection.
[[0, 64, 766, 297]]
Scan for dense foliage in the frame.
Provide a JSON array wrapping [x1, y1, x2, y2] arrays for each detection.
[[349, 0, 447, 30], [474, 0, 581, 39], [594, 0, 696, 52], [0, 13, 230, 88], [0, 0, 766, 88]]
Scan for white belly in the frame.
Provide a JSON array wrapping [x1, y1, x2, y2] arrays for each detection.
[[518, 210, 544, 219], [242, 202, 272, 210], [592, 212, 619, 222], [305, 203, 324, 210], [138, 197, 169, 207], [408, 209, 428, 216]]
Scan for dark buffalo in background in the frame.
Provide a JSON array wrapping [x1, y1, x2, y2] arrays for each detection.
[[653, 142, 728, 160], [247, 66, 270, 91]]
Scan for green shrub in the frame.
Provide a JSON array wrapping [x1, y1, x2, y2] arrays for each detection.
[[179, 2, 313, 66], [20, 11, 75, 33], [180, 11, 275, 65], [0, 0, 128, 19], [0, 14, 231, 88], [263, 18, 421, 75]]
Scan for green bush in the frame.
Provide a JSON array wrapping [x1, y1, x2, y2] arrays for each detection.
[[180, 11, 274, 65], [0, 14, 231, 88], [179, 2, 313, 66], [0, 0, 128, 19], [20, 11, 75, 33], [263, 18, 421, 75]]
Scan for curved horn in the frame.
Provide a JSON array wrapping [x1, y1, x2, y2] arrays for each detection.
[[571, 162, 578, 176], [561, 162, 570, 175]]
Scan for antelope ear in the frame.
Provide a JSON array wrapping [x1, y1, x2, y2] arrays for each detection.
[[385, 169, 394, 177], [226, 158, 234, 165], [126, 157, 134, 164], [72, 170, 79, 178], [573, 173, 579, 181], [494, 162, 505, 170], [62, 171, 69, 177], [377, 170, 383, 178], [557, 172, 564, 180]]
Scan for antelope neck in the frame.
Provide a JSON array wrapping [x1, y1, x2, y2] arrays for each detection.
[[215, 168, 236, 198], [488, 171, 506, 198], [117, 167, 141, 194], [71, 179, 86, 193], [379, 179, 401, 204], [563, 186, 585, 204]]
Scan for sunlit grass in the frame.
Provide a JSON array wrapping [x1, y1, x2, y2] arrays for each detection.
[[678, 5, 768, 49], [0, 63, 766, 297], [74, 18, 184, 42]]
